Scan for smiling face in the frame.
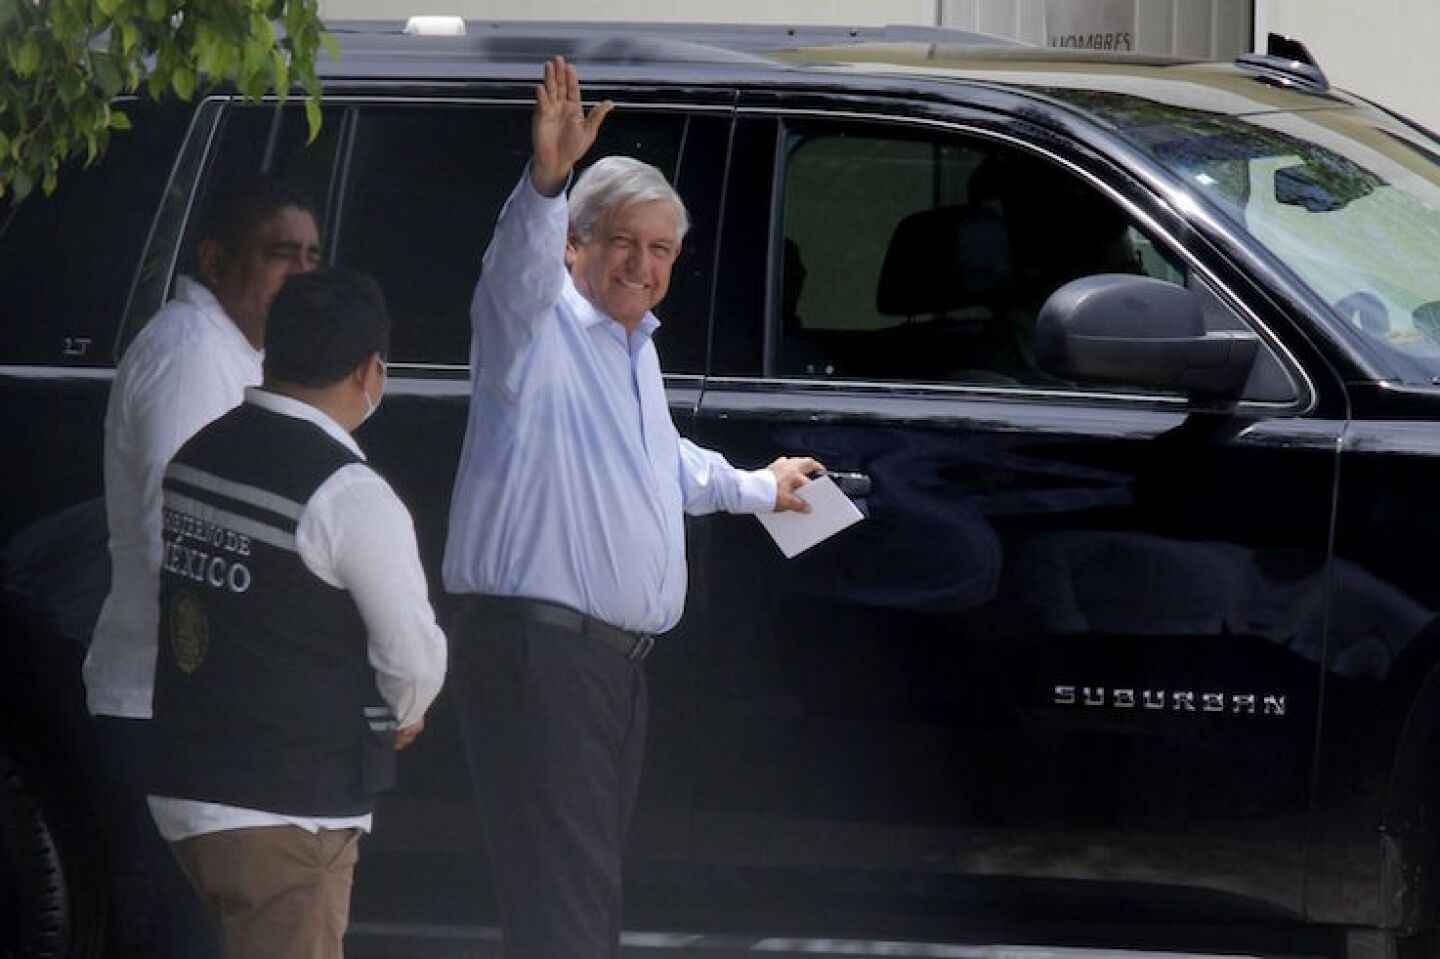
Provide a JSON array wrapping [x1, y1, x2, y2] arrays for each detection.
[[568, 198, 681, 331]]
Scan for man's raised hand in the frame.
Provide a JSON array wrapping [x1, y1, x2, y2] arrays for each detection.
[[530, 56, 613, 197]]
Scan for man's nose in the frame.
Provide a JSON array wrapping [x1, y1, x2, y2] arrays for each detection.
[[630, 248, 657, 276]]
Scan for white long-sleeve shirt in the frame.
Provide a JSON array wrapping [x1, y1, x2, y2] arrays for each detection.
[[443, 171, 776, 634], [86, 277, 263, 719], [150, 387, 448, 839]]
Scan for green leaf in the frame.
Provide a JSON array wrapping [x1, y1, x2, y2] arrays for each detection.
[[15, 36, 41, 76], [271, 48, 289, 93], [92, 51, 123, 97], [171, 65, 195, 100], [96, 0, 121, 16], [283, 0, 302, 37], [72, 97, 96, 130], [145, 0, 165, 19], [305, 95, 321, 142], [12, 165, 33, 200], [52, 3, 80, 38], [0, 129, 9, 158], [320, 30, 340, 62], [193, 25, 219, 76], [108, 108, 131, 130], [58, 69, 85, 104]]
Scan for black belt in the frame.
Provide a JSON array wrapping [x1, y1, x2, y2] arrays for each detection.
[[467, 595, 655, 663]]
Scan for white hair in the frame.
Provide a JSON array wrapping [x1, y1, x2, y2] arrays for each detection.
[[569, 156, 690, 242]]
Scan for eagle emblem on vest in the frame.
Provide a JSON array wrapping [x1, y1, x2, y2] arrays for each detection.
[[170, 589, 209, 674]]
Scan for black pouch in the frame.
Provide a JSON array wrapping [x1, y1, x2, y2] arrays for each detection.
[[360, 708, 398, 795]]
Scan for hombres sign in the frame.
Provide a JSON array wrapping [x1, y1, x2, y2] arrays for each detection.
[[1046, 0, 1136, 51]]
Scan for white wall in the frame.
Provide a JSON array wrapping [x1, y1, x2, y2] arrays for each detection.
[[942, 0, 1252, 59], [1255, 0, 1440, 130], [321, 0, 1250, 60], [321, 0, 937, 24], [320, 0, 1249, 58]]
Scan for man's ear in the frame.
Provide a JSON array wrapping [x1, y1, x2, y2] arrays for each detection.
[[565, 229, 580, 268], [196, 238, 225, 286]]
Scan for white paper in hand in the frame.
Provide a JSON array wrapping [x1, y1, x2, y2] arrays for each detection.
[[756, 474, 864, 559]]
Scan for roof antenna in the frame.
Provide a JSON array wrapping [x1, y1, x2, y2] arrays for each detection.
[[1236, 32, 1328, 92]]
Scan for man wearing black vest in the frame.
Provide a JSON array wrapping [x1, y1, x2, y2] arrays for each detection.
[[147, 269, 447, 959]]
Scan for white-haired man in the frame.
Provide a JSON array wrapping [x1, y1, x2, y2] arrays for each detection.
[[442, 58, 820, 958]]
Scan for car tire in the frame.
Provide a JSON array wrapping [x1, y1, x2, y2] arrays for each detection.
[[0, 741, 70, 959]]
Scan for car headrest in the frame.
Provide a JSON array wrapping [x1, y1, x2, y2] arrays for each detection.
[[1414, 300, 1440, 342], [876, 205, 1011, 317]]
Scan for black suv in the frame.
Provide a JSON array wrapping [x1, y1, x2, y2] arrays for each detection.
[[5, 21, 1440, 959]]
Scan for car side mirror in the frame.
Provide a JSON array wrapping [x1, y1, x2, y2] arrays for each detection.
[[1034, 274, 1259, 401]]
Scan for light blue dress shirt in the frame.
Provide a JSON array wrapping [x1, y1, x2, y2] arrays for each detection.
[[442, 171, 776, 634]]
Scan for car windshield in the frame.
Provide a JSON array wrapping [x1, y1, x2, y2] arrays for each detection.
[[1053, 89, 1440, 385]]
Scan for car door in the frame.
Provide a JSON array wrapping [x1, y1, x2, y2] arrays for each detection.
[[293, 91, 734, 929], [684, 101, 1346, 936]]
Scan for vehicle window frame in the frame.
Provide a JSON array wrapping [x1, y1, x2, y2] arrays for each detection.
[[117, 95, 346, 359], [102, 96, 223, 361], [737, 106, 1313, 416], [118, 93, 733, 385], [311, 94, 731, 381]]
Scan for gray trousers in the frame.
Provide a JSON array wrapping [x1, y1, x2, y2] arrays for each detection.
[[451, 595, 649, 959]]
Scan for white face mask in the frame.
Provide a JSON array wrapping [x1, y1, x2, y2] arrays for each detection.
[[361, 356, 387, 424]]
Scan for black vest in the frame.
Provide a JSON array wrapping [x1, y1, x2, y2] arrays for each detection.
[[150, 402, 396, 816]]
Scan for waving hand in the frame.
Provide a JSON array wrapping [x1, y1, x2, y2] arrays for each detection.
[[530, 56, 614, 197]]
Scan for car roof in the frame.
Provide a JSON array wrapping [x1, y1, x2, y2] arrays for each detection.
[[319, 20, 1362, 120]]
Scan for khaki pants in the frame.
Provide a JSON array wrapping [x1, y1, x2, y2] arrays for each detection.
[[171, 826, 361, 959]]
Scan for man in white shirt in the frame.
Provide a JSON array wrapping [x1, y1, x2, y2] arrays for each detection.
[[84, 173, 321, 955], [147, 268, 447, 959]]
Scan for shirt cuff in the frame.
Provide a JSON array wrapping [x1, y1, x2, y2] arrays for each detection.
[[737, 468, 779, 513], [521, 160, 573, 206]]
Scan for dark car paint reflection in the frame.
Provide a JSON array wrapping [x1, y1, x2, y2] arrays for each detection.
[[759, 419, 1425, 683], [0, 498, 108, 649]]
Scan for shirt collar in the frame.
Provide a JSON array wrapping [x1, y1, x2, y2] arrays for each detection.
[[562, 273, 662, 352], [243, 386, 366, 460], [174, 275, 263, 357]]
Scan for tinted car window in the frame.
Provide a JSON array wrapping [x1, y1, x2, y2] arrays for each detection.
[[331, 104, 695, 370], [117, 101, 345, 359], [776, 124, 1286, 395], [0, 98, 192, 365], [176, 103, 344, 276], [201, 103, 342, 213]]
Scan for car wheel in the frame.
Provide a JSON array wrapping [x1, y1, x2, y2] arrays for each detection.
[[0, 741, 70, 958]]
